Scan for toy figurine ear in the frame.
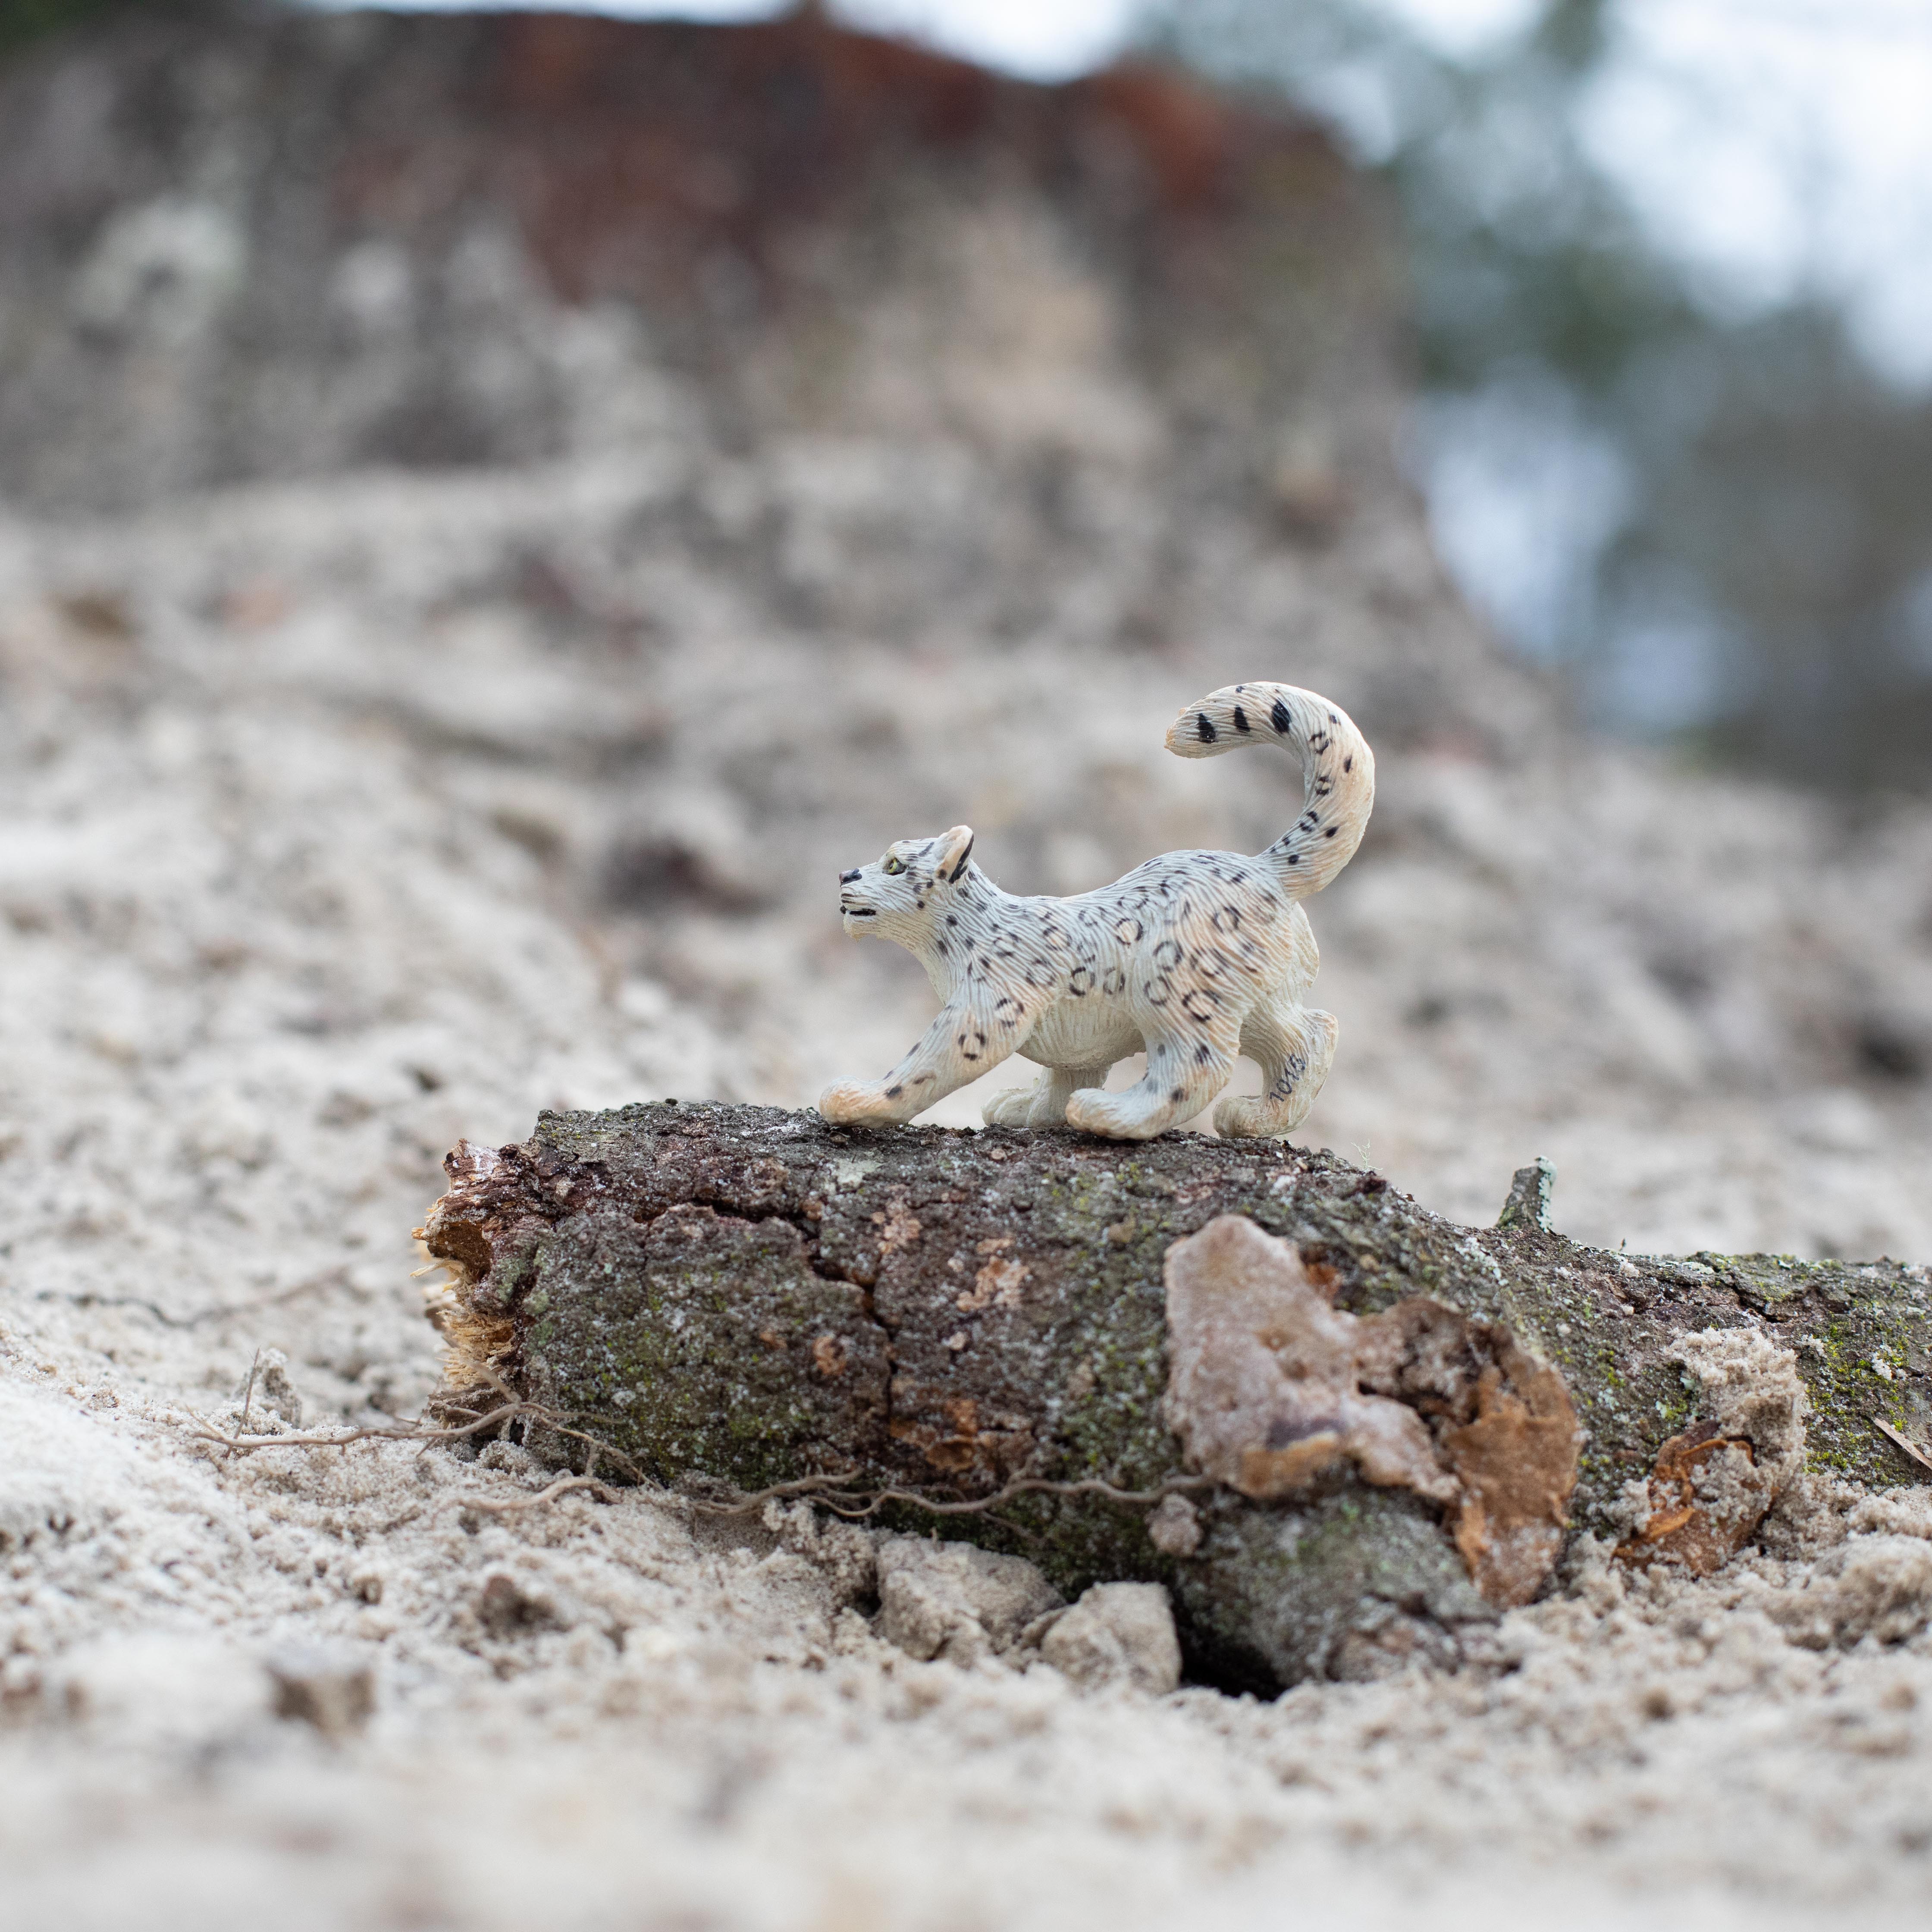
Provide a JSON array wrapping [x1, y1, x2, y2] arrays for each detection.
[[935, 824, 975, 884]]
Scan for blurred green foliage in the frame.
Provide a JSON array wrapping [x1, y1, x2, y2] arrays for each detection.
[[2, 0, 203, 58], [1148, 0, 1932, 788]]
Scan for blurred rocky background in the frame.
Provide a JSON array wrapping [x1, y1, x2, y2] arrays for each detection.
[[3, 0, 1930, 1292]]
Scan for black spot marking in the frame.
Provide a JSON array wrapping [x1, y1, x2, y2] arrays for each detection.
[[947, 914, 959, 927], [1232, 706, 1250, 734], [1170, 1087, 1187, 1103], [1069, 966, 1095, 997], [1153, 938, 1183, 969], [1285, 853, 1300, 866], [1324, 826, 1339, 837], [885, 1085, 903, 1098], [1181, 989, 1217, 1022], [1271, 699, 1292, 734], [1343, 756, 1353, 772], [1195, 1043, 1213, 1063], [1196, 712, 1216, 743], [1308, 730, 1330, 753]]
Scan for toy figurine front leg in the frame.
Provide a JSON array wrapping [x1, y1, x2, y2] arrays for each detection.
[[819, 993, 1027, 1127]]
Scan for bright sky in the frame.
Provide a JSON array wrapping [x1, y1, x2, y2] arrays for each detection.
[[300, 0, 1136, 79], [1584, 0, 1932, 385], [299, 0, 1549, 78]]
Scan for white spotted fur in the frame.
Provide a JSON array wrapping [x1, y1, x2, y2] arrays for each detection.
[[819, 682, 1374, 1140]]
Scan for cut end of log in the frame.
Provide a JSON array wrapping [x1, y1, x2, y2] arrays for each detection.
[[418, 1139, 530, 1398]]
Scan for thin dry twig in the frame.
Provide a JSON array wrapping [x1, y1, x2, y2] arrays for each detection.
[[442, 1474, 623, 1518], [185, 1397, 648, 1484], [1875, 1418, 1932, 1476], [38, 1267, 353, 1330], [237, 1347, 262, 1434], [187, 1400, 526, 1454]]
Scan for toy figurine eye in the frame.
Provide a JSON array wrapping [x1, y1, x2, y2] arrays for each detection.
[[881, 855, 906, 875]]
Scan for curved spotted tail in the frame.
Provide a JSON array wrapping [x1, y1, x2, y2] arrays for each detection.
[[1164, 681, 1375, 898]]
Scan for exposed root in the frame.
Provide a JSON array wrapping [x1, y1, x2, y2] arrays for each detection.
[[183, 1401, 1209, 1528], [682, 1470, 1218, 1522], [184, 1399, 645, 1482]]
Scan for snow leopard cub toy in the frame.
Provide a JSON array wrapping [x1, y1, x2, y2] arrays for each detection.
[[819, 682, 1373, 1141]]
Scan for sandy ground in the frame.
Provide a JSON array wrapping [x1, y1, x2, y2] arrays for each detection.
[[5, 460, 1932, 1929]]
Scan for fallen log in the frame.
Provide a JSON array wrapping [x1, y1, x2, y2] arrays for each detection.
[[420, 1101, 1932, 1689]]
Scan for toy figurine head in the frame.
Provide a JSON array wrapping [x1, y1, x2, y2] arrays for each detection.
[[837, 824, 975, 943]]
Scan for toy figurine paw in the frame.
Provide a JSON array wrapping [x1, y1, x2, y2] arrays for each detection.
[[1063, 1089, 1164, 1140], [982, 1083, 1040, 1128], [818, 1079, 900, 1125], [1212, 1096, 1273, 1139]]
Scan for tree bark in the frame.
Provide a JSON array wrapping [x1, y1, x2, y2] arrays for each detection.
[[420, 1101, 1932, 1690]]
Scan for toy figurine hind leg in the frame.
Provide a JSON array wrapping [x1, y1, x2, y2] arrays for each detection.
[[1213, 1002, 1338, 1139], [982, 1062, 1117, 1129], [1062, 1017, 1241, 1141]]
